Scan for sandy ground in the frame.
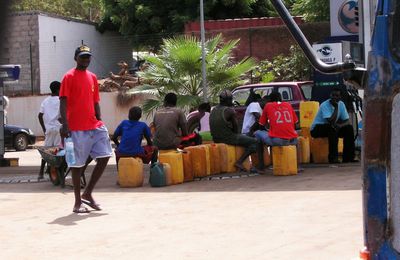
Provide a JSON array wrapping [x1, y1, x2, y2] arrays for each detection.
[[0, 149, 363, 260]]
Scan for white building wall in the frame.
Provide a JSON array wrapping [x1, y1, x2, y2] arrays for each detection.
[[38, 14, 132, 94]]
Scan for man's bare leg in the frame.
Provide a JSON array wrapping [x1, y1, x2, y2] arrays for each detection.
[[81, 157, 110, 209], [72, 167, 87, 213]]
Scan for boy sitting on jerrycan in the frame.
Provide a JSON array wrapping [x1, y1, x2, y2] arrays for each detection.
[[112, 106, 158, 166]]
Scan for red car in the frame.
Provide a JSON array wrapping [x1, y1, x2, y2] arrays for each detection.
[[231, 81, 313, 129]]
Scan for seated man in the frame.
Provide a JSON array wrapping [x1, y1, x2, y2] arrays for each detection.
[[242, 95, 269, 137], [187, 102, 212, 142], [310, 87, 355, 163], [210, 89, 261, 173], [255, 92, 298, 169], [112, 106, 158, 165], [153, 93, 200, 150]]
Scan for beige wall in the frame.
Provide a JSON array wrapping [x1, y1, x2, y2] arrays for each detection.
[[6, 93, 150, 137]]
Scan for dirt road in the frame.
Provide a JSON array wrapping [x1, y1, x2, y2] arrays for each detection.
[[0, 149, 362, 259]]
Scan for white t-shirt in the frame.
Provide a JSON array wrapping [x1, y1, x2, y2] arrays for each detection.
[[241, 102, 262, 134], [39, 96, 61, 131], [199, 112, 210, 132]]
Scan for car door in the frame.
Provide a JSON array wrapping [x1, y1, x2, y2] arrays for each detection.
[[4, 125, 13, 147]]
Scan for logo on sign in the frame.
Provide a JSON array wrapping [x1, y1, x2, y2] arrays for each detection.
[[338, 0, 358, 34], [316, 46, 336, 63]]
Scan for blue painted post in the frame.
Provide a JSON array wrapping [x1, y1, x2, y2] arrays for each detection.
[[363, 0, 400, 257]]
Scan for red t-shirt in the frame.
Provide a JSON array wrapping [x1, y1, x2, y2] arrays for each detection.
[[259, 102, 298, 139], [60, 68, 103, 131]]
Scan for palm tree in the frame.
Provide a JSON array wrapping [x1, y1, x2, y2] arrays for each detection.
[[127, 34, 256, 113]]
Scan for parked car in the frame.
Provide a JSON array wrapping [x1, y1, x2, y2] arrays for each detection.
[[4, 124, 36, 151], [231, 81, 313, 130]]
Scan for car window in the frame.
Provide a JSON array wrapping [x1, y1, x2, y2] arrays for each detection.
[[232, 89, 250, 105], [254, 87, 274, 98], [300, 83, 313, 100], [278, 87, 293, 101]]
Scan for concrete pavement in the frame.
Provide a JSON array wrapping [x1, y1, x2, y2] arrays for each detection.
[[0, 148, 363, 259]]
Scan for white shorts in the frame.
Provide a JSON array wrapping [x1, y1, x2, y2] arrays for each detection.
[[69, 125, 112, 168], [44, 128, 61, 147]]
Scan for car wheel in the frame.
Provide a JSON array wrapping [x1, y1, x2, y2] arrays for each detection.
[[14, 133, 28, 151]]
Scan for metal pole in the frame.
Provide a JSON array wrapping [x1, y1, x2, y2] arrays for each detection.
[[200, 0, 207, 101], [29, 43, 34, 95]]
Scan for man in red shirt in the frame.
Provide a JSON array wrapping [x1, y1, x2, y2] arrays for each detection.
[[60, 45, 112, 214], [255, 92, 298, 169]]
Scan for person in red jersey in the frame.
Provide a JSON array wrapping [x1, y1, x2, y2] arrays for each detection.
[[255, 91, 298, 169], [60, 45, 112, 214]]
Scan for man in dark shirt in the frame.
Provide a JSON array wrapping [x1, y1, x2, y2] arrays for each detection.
[[153, 93, 188, 150], [210, 89, 262, 173]]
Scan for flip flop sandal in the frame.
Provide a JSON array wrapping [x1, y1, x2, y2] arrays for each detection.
[[81, 199, 102, 211], [73, 205, 90, 214]]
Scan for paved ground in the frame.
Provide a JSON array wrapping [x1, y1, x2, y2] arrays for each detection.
[[0, 148, 363, 260]]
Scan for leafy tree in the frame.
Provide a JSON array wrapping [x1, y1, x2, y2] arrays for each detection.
[[99, 0, 296, 50], [253, 44, 311, 82], [11, 0, 104, 22], [291, 0, 330, 22], [128, 34, 256, 113]]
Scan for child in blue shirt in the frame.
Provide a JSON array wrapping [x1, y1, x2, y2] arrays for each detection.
[[112, 106, 158, 165]]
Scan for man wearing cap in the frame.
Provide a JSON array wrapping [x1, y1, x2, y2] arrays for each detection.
[[210, 89, 262, 173], [60, 45, 113, 214]]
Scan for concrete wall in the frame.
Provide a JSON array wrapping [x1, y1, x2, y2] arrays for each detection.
[[1, 13, 40, 95], [38, 15, 132, 94], [1, 12, 133, 96], [5, 93, 151, 137]]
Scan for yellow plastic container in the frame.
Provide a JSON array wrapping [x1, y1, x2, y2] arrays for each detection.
[[159, 149, 177, 154], [197, 145, 211, 175], [184, 146, 210, 177], [300, 101, 319, 128], [235, 146, 251, 171], [208, 143, 221, 175], [250, 146, 271, 168], [297, 136, 310, 164], [158, 152, 184, 184], [338, 138, 344, 154], [311, 138, 329, 163], [182, 150, 193, 182], [118, 157, 144, 187], [162, 163, 173, 186], [272, 146, 297, 176], [300, 127, 312, 140], [215, 143, 236, 173]]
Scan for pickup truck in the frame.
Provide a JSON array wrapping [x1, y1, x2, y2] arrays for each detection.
[[187, 81, 312, 133]]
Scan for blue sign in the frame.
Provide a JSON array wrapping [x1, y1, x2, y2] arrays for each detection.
[[0, 65, 21, 82]]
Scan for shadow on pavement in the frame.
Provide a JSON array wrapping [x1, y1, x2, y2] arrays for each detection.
[[48, 212, 108, 226]]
